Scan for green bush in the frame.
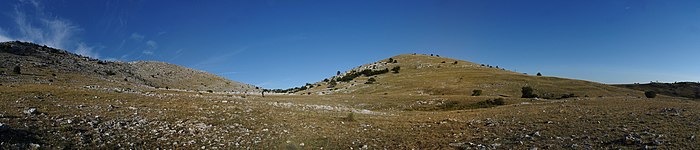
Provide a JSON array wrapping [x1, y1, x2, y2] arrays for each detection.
[[391, 66, 401, 73], [521, 86, 538, 98], [365, 77, 376, 84], [336, 69, 389, 82], [474, 98, 506, 108], [328, 81, 337, 88], [492, 98, 506, 105], [645, 91, 657, 98], [13, 66, 21, 74], [471, 90, 482, 96]]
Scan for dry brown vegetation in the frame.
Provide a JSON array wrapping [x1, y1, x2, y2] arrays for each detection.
[[2, 43, 700, 149]]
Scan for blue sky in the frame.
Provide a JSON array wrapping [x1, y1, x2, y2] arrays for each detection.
[[1, 0, 698, 89]]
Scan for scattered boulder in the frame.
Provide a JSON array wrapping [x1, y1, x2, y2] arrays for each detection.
[[23, 108, 38, 115]]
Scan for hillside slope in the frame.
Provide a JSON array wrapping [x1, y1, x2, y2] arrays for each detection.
[[614, 82, 700, 99], [0, 41, 259, 93], [295, 54, 641, 98]]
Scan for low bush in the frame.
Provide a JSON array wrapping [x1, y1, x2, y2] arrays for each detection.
[[471, 90, 482, 96], [645, 91, 657, 98], [521, 86, 538, 98], [365, 78, 376, 84], [391, 66, 401, 73], [13, 66, 21, 74]]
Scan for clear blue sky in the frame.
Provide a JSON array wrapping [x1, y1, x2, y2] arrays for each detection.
[[1, 0, 698, 89]]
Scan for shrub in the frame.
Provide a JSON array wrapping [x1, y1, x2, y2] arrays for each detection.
[[521, 86, 538, 98], [365, 78, 376, 84], [492, 98, 506, 105], [393, 60, 397, 63], [345, 113, 356, 121], [645, 91, 657, 98], [391, 66, 401, 73], [207, 90, 214, 93], [471, 90, 482, 96], [13, 66, 21, 74], [328, 81, 337, 88], [474, 98, 506, 108], [536, 72, 542, 76], [441, 61, 446, 63], [388, 58, 394, 63], [337, 71, 341, 75], [560, 93, 577, 99], [453, 61, 458, 64], [323, 78, 330, 82], [105, 70, 116, 76], [337, 69, 389, 82]]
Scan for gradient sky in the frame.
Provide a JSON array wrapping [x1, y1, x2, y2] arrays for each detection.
[[1, 0, 698, 89]]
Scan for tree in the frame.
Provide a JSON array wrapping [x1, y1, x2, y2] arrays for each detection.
[[337, 71, 341, 75], [521, 86, 538, 98], [391, 66, 401, 73], [536, 72, 542, 76], [472, 90, 482, 96], [13, 66, 21, 74], [645, 91, 657, 98]]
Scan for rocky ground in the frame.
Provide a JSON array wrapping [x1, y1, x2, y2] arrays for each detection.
[[2, 41, 699, 149], [2, 80, 699, 149]]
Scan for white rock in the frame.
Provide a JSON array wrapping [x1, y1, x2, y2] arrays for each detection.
[[23, 108, 38, 115]]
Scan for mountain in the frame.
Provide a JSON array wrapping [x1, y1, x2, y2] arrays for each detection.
[[0, 41, 259, 93], [614, 82, 700, 99], [294, 54, 641, 98]]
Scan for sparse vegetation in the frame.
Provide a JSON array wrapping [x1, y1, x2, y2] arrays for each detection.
[[521, 86, 538, 98], [336, 69, 389, 82], [472, 90, 482, 96], [645, 91, 657, 98]]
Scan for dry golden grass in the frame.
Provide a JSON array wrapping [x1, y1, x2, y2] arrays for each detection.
[[302, 54, 643, 99]]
